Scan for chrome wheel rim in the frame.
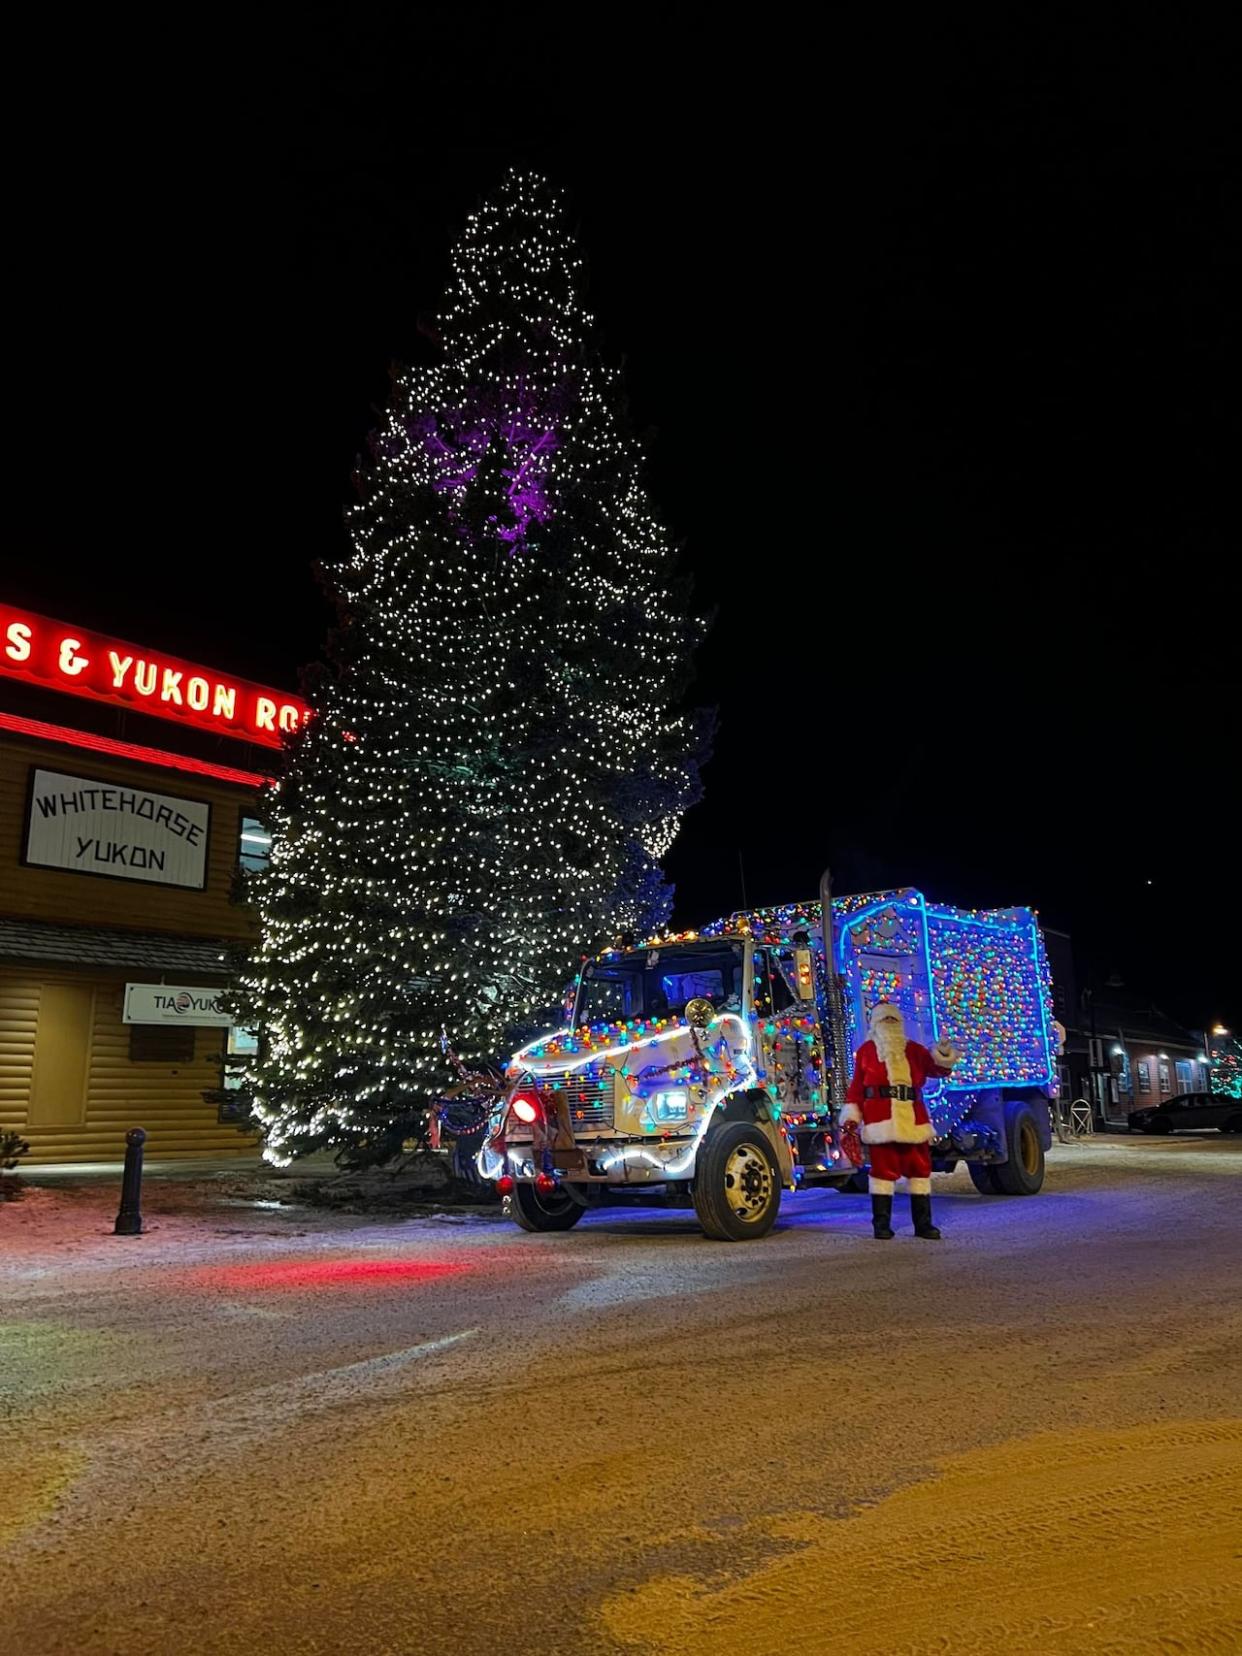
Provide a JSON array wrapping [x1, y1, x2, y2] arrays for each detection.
[[723, 1143, 772, 1222]]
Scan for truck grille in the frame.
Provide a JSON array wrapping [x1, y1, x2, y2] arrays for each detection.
[[554, 1077, 614, 1130]]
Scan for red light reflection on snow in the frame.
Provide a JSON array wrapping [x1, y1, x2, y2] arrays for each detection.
[[189, 1258, 471, 1292]]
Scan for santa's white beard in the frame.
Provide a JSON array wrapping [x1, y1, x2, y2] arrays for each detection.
[[874, 1021, 911, 1081]]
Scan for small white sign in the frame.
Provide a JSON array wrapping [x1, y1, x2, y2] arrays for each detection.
[[123, 983, 233, 1027], [25, 767, 210, 889]]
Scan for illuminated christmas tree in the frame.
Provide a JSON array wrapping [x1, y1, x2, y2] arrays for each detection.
[[229, 172, 708, 1163]]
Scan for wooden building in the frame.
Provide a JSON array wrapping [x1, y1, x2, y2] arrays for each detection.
[[0, 602, 308, 1162]]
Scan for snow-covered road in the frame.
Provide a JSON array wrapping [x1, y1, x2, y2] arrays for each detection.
[[3, 1138, 1240, 1655]]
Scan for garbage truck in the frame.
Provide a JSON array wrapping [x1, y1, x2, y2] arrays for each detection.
[[478, 881, 1060, 1239]]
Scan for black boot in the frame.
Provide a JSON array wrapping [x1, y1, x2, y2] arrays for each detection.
[[911, 1194, 941, 1240], [871, 1194, 894, 1239]]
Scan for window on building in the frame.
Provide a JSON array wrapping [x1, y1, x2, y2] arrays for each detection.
[[1159, 1062, 1171, 1093], [129, 1024, 196, 1063], [218, 1027, 258, 1124], [1137, 1061, 1151, 1094], [239, 816, 272, 873], [1175, 1059, 1193, 1092], [223, 1025, 259, 1090]]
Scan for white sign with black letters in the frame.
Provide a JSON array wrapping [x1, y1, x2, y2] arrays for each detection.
[[123, 982, 233, 1026], [24, 768, 210, 889]]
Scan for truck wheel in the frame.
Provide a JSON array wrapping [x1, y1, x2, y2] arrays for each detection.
[[967, 1162, 1004, 1194], [832, 1170, 870, 1194], [507, 1182, 585, 1232], [693, 1123, 782, 1240], [994, 1105, 1045, 1195]]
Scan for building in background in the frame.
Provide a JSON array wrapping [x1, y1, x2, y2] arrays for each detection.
[[1076, 976, 1210, 1129], [1041, 932, 1217, 1128], [0, 602, 308, 1162]]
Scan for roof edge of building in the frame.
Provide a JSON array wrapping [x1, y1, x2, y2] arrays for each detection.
[[0, 915, 243, 975]]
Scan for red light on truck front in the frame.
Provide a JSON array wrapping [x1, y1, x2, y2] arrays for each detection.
[[496, 1175, 515, 1195], [511, 1093, 540, 1123]]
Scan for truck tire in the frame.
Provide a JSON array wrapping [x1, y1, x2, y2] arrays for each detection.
[[507, 1182, 585, 1232], [967, 1162, 1004, 1194], [692, 1122, 782, 1241], [832, 1170, 870, 1194], [993, 1104, 1045, 1195]]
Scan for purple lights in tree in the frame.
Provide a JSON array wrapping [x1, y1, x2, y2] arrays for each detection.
[[376, 172, 604, 554], [411, 402, 561, 550]]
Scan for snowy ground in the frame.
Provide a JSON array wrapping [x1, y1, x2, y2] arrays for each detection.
[[2, 1137, 1240, 1655]]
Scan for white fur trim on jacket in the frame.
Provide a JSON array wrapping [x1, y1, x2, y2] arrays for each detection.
[[840, 1102, 862, 1126]]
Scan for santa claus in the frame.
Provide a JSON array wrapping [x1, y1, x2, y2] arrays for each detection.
[[840, 1002, 960, 1240]]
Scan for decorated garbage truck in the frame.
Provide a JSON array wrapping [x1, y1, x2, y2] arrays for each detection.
[[478, 882, 1060, 1239]]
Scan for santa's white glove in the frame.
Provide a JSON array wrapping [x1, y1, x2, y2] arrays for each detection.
[[931, 1040, 960, 1069]]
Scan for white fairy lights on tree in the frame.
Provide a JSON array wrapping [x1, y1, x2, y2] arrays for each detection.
[[229, 172, 709, 1164]]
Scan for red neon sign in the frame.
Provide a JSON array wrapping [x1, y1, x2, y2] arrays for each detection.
[[0, 713, 272, 787], [0, 604, 310, 750]]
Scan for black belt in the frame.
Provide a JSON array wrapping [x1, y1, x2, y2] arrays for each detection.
[[863, 1084, 915, 1100]]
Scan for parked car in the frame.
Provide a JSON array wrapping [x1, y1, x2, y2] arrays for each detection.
[[1128, 1093, 1242, 1134]]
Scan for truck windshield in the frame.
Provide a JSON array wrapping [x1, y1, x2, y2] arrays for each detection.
[[576, 944, 745, 1026]]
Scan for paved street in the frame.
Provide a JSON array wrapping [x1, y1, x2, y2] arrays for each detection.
[[3, 1137, 1241, 1655]]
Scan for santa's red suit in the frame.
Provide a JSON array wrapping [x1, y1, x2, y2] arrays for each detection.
[[840, 1001, 959, 1239]]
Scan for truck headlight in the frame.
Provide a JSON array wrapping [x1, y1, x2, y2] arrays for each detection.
[[651, 1090, 688, 1121]]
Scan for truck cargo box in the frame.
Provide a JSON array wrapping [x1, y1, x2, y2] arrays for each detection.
[[833, 887, 1056, 1097], [707, 887, 1057, 1101]]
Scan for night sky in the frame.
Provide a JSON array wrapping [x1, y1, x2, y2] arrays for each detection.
[[10, 16, 1238, 1030]]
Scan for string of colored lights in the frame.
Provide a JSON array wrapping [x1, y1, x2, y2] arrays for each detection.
[[1209, 1027, 1242, 1100], [477, 1012, 758, 1181]]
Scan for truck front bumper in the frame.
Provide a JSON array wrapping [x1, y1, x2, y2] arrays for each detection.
[[495, 1136, 700, 1185]]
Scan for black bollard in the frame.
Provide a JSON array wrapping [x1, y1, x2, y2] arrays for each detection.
[[114, 1127, 146, 1236]]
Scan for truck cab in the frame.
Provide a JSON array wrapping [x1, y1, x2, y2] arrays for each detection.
[[478, 889, 1057, 1239]]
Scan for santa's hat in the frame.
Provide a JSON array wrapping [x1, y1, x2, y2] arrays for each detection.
[[869, 1001, 904, 1032]]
